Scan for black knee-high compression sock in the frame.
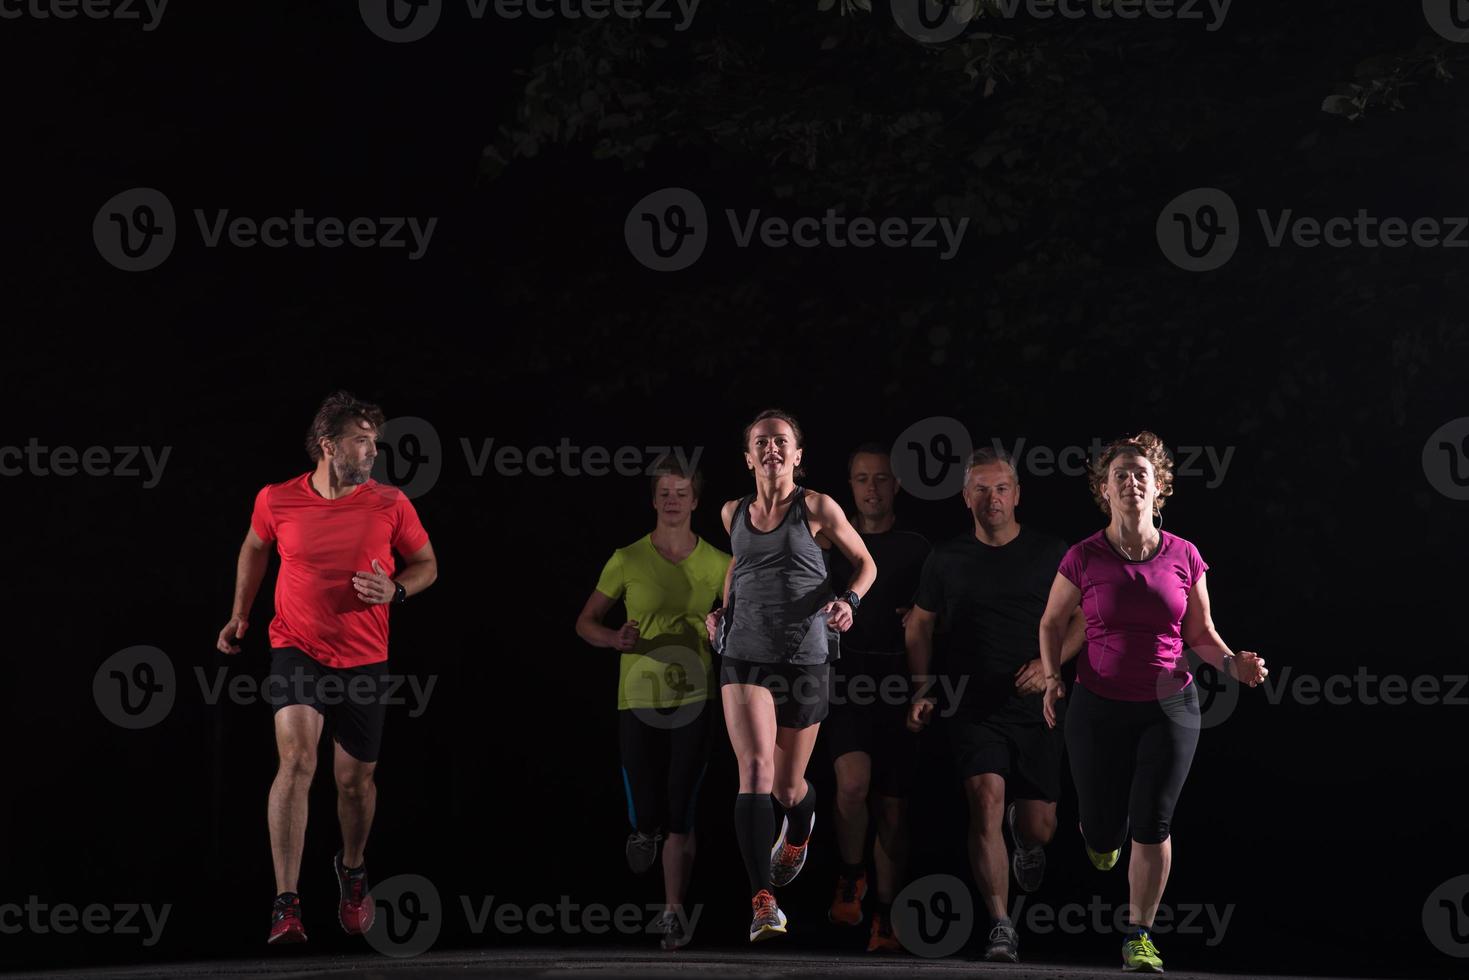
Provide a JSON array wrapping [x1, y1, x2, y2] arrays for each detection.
[[734, 793, 775, 896], [780, 779, 817, 846]]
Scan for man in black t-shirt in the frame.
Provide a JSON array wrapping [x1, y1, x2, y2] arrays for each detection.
[[906, 448, 1083, 964], [823, 444, 931, 952]]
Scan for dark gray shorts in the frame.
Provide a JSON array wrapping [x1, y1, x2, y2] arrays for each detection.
[[719, 658, 830, 730]]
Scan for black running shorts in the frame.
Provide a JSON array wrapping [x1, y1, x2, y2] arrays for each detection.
[[944, 706, 1066, 802], [267, 646, 389, 763], [719, 657, 830, 730], [823, 650, 919, 797]]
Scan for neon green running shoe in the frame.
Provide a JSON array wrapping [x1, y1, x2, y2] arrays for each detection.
[[1086, 842, 1120, 870], [1080, 823, 1121, 870], [1121, 931, 1164, 972]]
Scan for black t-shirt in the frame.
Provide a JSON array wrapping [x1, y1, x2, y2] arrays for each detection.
[[827, 525, 931, 656], [912, 525, 1067, 717]]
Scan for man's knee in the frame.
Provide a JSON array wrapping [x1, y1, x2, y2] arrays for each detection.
[[1022, 802, 1058, 843], [964, 776, 1005, 825], [875, 796, 907, 829], [276, 744, 317, 781], [835, 770, 870, 810], [335, 765, 375, 799]]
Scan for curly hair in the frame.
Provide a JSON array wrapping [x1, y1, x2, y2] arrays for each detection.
[[304, 390, 386, 462], [1088, 431, 1175, 517], [742, 408, 806, 479]]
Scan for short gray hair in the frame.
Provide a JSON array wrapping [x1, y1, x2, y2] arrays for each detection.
[[965, 446, 1020, 483]]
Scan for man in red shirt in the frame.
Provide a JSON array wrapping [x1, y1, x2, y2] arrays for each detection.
[[215, 391, 438, 944]]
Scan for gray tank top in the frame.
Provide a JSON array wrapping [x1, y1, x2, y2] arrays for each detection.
[[722, 486, 839, 665]]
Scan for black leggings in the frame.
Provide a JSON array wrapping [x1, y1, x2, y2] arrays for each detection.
[[619, 707, 710, 836], [1064, 681, 1200, 848]]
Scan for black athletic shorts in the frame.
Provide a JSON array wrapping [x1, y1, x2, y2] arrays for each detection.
[[719, 658, 830, 730], [944, 705, 1066, 802], [267, 646, 389, 763], [619, 706, 711, 835], [824, 650, 919, 797]]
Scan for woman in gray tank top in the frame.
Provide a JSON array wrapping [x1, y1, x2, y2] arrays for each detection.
[[704, 409, 875, 943]]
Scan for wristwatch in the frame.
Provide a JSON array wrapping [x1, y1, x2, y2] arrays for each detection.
[[393, 581, 407, 605], [839, 589, 861, 611]]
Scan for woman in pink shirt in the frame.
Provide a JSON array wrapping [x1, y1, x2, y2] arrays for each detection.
[[1037, 432, 1267, 974]]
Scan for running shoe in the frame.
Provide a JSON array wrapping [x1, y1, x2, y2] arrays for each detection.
[[828, 871, 868, 926], [1006, 802, 1046, 892], [866, 911, 901, 952], [654, 909, 692, 950], [750, 889, 788, 942], [626, 831, 663, 874], [1086, 842, 1121, 871], [333, 850, 375, 935], [267, 892, 307, 944], [769, 813, 814, 887], [1122, 931, 1164, 972], [983, 922, 1019, 962], [1081, 823, 1120, 871]]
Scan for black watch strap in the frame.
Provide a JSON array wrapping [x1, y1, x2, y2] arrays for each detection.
[[840, 589, 861, 610], [393, 581, 407, 604]]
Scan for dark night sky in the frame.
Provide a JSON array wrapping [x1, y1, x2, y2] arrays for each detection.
[[2, 2, 1467, 977]]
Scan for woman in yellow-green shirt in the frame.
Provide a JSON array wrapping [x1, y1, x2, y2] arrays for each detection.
[[575, 456, 731, 951]]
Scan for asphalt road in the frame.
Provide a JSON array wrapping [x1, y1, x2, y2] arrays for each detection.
[[9, 948, 1406, 980]]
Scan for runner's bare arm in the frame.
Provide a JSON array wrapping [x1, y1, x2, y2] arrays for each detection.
[[576, 589, 638, 651], [217, 527, 272, 654], [806, 491, 876, 598], [394, 540, 438, 597]]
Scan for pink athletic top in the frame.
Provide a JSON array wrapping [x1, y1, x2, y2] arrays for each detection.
[[1057, 530, 1208, 701]]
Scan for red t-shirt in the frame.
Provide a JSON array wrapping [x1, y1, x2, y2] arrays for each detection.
[[251, 473, 430, 667]]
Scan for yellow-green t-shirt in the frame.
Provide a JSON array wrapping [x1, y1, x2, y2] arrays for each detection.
[[595, 535, 732, 710]]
